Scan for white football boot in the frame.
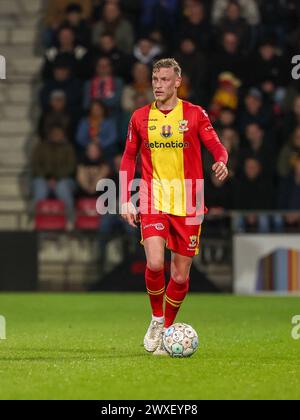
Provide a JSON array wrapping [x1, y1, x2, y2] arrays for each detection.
[[143, 319, 164, 352], [153, 329, 169, 356]]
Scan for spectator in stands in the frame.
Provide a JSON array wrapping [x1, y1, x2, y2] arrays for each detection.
[[174, 38, 208, 103], [40, 58, 83, 118], [77, 143, 110, 197], [205, 172, 234, 210], [282, 95, 300, 141], [204, 172, 234, 237], [220, 127, 240, 177], [233, 157, 275, 232], [62, 3, 91, 47], [259, 0, 296, 48], [133, 37, 162, 66], [83, 56, 123, 115], [177, 73, 199, 103], [277, 126, 300, 178], [31, 125, 77, 223], [203, 126, 239, 177], [38, 90, 73, 141], [43, 0, 93, 47], [238, 88, 273, 136], [120, 69, 154, 143], [214, 107, 237, 130], [238, 123, 274, 176], [215, 0, 250, 50], [209, 72, 241, 121], [76, 99, 118, 160], [247, 38, 288, 107], [91, 32, 133, 83], [210, 31, 247, 87], [121, 63, 153, 114], [140, 0, 180, 47], [93, 2, 134, 54], [212, 0, 260, 26], [179, 0, 212, 52], [278, 156, 300, 230], [42, 26, 89, 80]]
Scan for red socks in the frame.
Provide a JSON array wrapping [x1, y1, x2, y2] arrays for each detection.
[[145, 267, 165, 317], [165, 277, 189, 328], [145, 268, 189, 326]]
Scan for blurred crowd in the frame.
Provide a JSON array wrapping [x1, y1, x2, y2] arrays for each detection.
[[31, 0, 300, 233]]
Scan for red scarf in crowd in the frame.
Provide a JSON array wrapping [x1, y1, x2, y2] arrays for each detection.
[[90, 76, 116, 100]]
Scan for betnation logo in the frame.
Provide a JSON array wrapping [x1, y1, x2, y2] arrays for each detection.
[[0, 55, 6, 80], [145, 140, 189, 150]]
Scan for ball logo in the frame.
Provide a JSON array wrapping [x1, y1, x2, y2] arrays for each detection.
[[161, 125, 173, 138], [0, 315, 6, 340]]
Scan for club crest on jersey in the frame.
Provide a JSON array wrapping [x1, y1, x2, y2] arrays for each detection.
[[161, 125, 173, 138], [188, 235, 197, 248], [179, 120, 189, 132]]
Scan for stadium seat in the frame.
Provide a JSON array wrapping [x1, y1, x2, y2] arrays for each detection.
[[75, 198, 100, 230], [35, 199, 66, 231]]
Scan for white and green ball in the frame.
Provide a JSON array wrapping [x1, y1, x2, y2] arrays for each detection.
[[163, 323, 199, 358]]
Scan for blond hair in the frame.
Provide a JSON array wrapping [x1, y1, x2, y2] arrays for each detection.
[[153, 58, 182, 77]]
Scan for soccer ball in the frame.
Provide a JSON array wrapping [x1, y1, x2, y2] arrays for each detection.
[[163, 323, 199, 358]]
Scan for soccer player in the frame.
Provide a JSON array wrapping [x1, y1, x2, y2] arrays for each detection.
[[120, 58, 228, 355]]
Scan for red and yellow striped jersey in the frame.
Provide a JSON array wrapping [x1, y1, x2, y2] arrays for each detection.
[[120, 99, 228, 216]]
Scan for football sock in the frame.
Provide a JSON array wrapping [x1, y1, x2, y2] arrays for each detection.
[[145, 266, 165, 318], [152, 315, 164, 323], [165, 277, 189, 328]]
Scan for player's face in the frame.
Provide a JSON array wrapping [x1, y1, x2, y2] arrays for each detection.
[[152, 68, 181, 103]]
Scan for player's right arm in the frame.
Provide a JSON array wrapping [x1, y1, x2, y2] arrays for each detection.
[[119, 112, 142, 228]]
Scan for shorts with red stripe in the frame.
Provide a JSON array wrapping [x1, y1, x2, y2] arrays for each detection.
[[140, 213, 202, 257]]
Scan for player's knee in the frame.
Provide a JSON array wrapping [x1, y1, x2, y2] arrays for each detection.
[[147, 258, 164, 272], [171, 265, 190, 284], [172, 271, 188, 284]]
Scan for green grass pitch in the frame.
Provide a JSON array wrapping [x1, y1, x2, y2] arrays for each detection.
[[0, 293, 299, 400]]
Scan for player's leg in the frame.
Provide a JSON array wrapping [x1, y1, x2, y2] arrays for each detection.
[[165, 252, 192, 328], [153, 252, 192, 356], [143, 236, 166, 352], [144, 236, 166, 317]]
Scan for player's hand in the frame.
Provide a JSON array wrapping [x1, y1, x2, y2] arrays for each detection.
[[212, 162, 228, 181], [121, 202, 139, 228]]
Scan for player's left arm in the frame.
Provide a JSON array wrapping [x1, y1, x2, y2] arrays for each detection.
[[197, 107, 229, 181]]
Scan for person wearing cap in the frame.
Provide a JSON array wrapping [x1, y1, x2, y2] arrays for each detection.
[[38, 90, 73, 142], [210, 72, 241, 121]]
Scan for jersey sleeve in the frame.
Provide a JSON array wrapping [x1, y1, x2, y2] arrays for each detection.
[[119, 112, 142, 206], [197, 107, 228, 165]]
